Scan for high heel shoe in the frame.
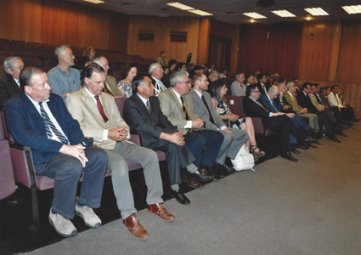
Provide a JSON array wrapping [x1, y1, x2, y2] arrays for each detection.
[[250, 145, 266, 161]]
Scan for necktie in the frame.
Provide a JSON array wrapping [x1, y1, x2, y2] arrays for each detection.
[[201, 94, 215, 124], [94, 95, 109, 122], [180, 97, 189, 120], [146, 100, 151, 112], [39, 102, 69, 144]]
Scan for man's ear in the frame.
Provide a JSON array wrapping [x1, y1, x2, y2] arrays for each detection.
[[24, 85, 31, 95]]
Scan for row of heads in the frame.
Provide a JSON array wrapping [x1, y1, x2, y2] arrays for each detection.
[[18, 63, 209, 93]]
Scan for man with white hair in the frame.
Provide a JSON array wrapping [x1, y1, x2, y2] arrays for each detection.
[[149, 62, 167, 96], [48, 44, 81, 99], [93, 56, 122, 96], [0, 56, 24, 108]]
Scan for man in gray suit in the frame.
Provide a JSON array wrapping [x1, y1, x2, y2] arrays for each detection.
[[66, 63, 175, 239], [158, 71, 224, 181], [185, 73, 249, 171]]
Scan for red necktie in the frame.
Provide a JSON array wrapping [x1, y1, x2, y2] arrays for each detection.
[[94, 95, 109, 122]]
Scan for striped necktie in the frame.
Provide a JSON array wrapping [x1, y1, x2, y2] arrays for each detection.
[[39, 102, 69, 144], [146, 100, 151, 112]]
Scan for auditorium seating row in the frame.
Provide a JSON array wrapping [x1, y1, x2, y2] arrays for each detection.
[[0, 38, 154, 81], [0, 97, 166, 230]]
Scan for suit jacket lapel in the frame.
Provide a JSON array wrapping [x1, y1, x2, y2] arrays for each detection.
[[169, 89, 184, 114], [134, 94, 154, 118]]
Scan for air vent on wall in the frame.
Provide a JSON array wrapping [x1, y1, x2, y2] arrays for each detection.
[[138, 30, 154, 41], [170, 31, 187, 42]]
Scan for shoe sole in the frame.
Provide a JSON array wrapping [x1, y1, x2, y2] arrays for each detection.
[[48, 216, 77, 238]]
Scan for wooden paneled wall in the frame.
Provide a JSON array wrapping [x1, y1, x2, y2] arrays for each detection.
[[0, 0, 128, 52], [127, 16, 201, 64], [238, 23, 302, 79]]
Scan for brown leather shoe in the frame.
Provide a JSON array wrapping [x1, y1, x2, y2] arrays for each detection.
[[183, 171, 203, 189], [123, 214, 149, 239], [147, 203, 176, 222]]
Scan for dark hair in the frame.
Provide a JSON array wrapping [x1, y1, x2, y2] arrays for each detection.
[[330, 84, 338, 90], [302, 82, 311, 90], [246, 84, 259, 97], [256, 73, 266, 81], [19, 66, 45, 89], [122, 63, 138, 78], [175, 62, 186, 71], [81, 63, 104, 84], [132, 74, 150, 93], [213, 78, 228, 102], [168, 59, 177, 68]]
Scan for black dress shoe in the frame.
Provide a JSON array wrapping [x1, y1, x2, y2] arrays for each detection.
[[214, 162, 235, 174], [291, 148, 301, 154], [328, 136, 341, 143], [297, 143, 310, 150], [182, 171, 203, 189], [171, 190, 190, 205], [194, 168, 214, 182], [281, 152, 298, 162]]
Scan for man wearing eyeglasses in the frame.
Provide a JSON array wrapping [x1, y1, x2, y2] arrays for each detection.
[[158, 71, 224, 183], [244, 84, 298, 162]]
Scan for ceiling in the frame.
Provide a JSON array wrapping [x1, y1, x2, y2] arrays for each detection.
[[67, 0, 361, 24]]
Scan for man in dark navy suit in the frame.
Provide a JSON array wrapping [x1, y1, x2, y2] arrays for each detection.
[[4, 66, 108, 237]]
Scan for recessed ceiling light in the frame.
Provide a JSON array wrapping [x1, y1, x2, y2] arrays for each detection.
[[304, 7, 329, 16], [271, 10, 296, 17], [305, 16, 312, 21], [243, 12, 267, 19], [342, 5, 361, 14], [83, 0, 104, 4], [166, 2, 193, 11], [187, 9, 212, 16]]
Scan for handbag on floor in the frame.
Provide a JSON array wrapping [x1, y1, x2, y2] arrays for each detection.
[[231, 144, 255, 171]]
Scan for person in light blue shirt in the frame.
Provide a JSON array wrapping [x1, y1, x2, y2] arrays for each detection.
[[48, 45, 81, 100]]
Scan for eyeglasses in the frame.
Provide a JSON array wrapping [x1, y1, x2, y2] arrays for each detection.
[[179, 80, 190, 84], [252, 90, 260, 93]]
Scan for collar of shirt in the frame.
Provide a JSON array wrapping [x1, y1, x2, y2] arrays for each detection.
[[84, 87, 101, 105], [136, 93, 149, 108], [26, 94, 49, 114], [171, 88, 184, 105], [56, 65, 71, 75], [194, 88, 203, 99], [13, 77, 20, 87]]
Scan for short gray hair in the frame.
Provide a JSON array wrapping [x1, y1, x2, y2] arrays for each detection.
[[3, 56, 22, 73], [170, 71, 188, 87], [286, 81, 295, 89], [148, 62, 161, 74], [92, 55, 106, 66], [55, 44, 71, 58]]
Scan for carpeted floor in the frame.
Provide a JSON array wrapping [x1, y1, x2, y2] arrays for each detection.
[[26, 123, 361, 255]]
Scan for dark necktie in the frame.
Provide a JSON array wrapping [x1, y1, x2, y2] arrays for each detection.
[[94, 95, 109, 122], [180, 97, 189, 120], [39, 102, 69, 144], [146, 100, 151, 112], [316, 94, 323, 105], [201, 94, 215, 124]]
